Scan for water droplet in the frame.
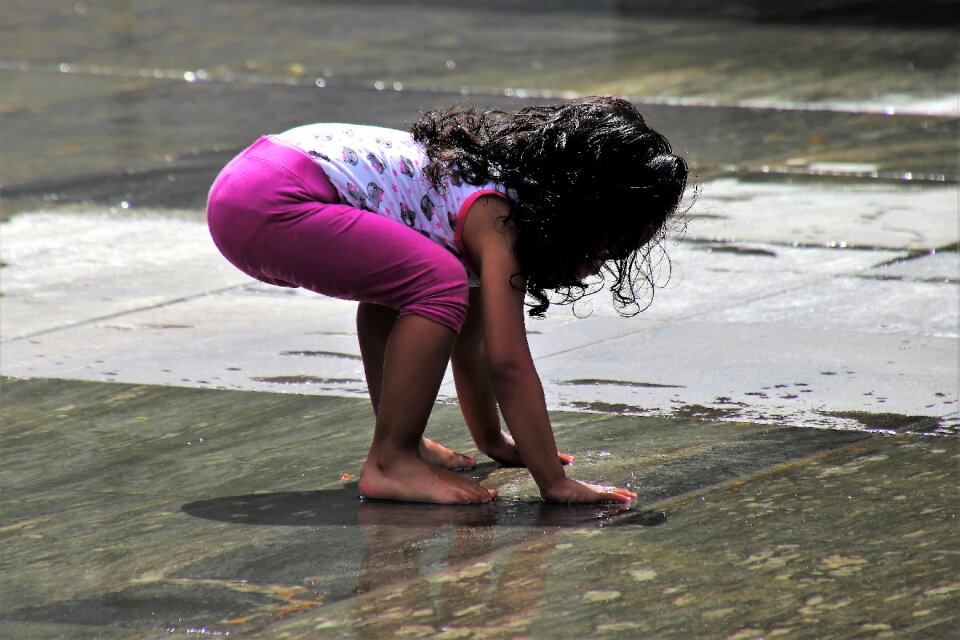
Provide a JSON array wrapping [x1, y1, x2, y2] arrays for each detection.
[[315, 78, 326, 88], [120, 200, 130, 209], [445, 60, 457, 70], [392, 82, 403, 91], [373, 80, 385, 91], [58, 63, 71, 73], [183, 71, 197, 83]]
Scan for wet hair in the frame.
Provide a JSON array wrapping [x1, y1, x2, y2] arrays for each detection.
[[411, 96, 689, 317]]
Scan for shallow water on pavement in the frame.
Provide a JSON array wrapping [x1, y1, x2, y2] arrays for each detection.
[[2, 377, 956, 638]]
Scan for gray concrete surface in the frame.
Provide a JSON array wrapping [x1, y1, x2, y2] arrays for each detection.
[[1, 1, 958, 638]]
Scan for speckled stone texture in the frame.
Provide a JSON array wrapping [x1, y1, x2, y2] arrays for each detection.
[[1, 378, 957, 638]]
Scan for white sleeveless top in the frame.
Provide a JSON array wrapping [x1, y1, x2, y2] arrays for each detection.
[[273, 123, 509, 284]]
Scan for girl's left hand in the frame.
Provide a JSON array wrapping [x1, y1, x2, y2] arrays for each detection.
[[483, 433, 574, 467]]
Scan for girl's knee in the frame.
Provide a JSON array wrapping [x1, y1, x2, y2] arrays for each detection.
[[404, 259, 470, 332]]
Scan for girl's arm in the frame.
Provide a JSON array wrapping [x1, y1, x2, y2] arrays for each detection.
[[461, 196, 635, 504], [452, 288, 574, 466], [451, 287, 509, 457]]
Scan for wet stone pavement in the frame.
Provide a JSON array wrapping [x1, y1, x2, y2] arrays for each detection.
[[2, 378, 958, 639], [1, 1, 959, 638]]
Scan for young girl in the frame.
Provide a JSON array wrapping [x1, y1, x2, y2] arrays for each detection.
[[207, 96, 688, 505]]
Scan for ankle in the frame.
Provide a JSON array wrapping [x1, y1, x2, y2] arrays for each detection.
[[366, 442, 421, 470], [476, 431, 512, 453]]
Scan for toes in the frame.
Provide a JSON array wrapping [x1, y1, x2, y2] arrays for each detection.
[[457, 454, 477, 469], [462, 486, 494, 503]]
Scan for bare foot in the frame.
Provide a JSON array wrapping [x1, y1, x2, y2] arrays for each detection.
[[419, 437, 476, 470], [359, 453, 496, 504]]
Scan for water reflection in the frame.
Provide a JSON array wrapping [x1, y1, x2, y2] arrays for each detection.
[[349, 520, 562, 639], [156, 488, 663, 633]]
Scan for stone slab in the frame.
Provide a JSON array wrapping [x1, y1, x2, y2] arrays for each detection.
[[534, 322, 959, 434], [3, 378, 954, 638], [2, 0, 956, 110], [867, 251, 960, 282], [701, 275, 958, 338], [0, 209, 249, 340], [0, 73, 435, 188], [688, 178, 958, 250], [3, 73, 954, 211], [0, 282, 370, 396], [259, 436, 960, 640], [2, 206, 954, 432]]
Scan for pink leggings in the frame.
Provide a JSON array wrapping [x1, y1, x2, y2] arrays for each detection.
[[206, 136, 469, 333]]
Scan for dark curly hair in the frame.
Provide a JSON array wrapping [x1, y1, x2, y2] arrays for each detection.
[[410, 96, 689, 317]]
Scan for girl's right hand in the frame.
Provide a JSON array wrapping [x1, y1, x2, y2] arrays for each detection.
[[541, 478, 637, 504]]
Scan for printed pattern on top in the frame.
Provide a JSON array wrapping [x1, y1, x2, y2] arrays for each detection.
[[273, 123, 507, 284]]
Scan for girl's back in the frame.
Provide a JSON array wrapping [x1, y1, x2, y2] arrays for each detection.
[[275, 123, 507, 279]]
